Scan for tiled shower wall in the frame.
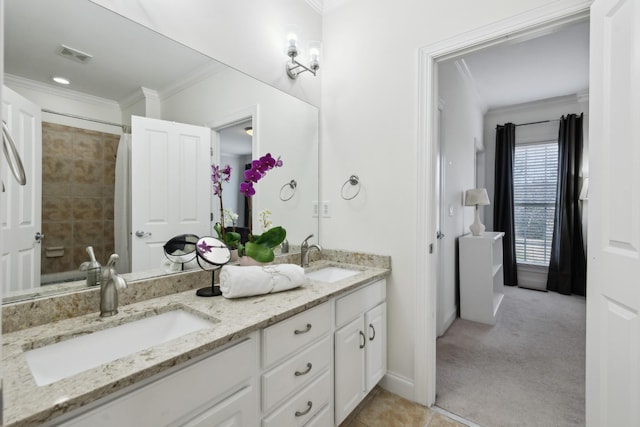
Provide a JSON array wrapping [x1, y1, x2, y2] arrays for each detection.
[[41, 123, 120, 277]]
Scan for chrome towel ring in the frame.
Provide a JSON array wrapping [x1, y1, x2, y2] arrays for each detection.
[[279, 179, 297, 201], [341, 174, 361, 200], [2, 120, 27, 186]]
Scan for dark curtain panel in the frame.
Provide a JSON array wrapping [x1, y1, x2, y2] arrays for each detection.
[[547, 114, 587, 296], [493, 123, 518, 286]]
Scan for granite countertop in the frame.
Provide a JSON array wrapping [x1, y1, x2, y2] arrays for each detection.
[[3, 259, 390, 426]]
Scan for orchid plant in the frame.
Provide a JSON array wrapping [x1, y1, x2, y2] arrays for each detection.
[[238, 153, 286, 263], [211, 164, 241, 250]]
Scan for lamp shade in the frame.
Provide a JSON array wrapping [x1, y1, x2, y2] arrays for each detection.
[[464, 188, 490, 206]]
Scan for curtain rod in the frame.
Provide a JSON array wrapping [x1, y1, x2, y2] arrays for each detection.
[[515, 119, 560, 127], [41, 109, 130, 132]]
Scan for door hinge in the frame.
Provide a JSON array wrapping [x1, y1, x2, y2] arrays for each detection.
[[210, 212, 214, 222], [429, 243, 434, 254]]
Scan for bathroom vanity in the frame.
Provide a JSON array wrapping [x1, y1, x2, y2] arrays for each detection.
[[2, 255, 390, 426]]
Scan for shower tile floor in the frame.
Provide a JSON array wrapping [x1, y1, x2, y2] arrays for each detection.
[[340, 387, 472, 427]]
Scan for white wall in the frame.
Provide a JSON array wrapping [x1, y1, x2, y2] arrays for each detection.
[[89, 0, 322, 107], [436, 60, 484, 336], [160, 67, 319, 244], [320, 0, 571, 399]]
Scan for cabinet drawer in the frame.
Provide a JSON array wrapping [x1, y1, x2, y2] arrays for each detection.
[[335, 280, 386, 328], [304, 403, 332, 427], [262, 335, 331, 412], [262, 302, 330, 367], [262, 370, 331, 427]]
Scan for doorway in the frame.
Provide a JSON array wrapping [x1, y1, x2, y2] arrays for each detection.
[[413, 0, 592, 412], [434, 19, 589, 427]]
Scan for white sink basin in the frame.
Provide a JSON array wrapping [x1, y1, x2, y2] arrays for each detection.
[[305, 266, 361, 283], [25, 309, 216, 386]]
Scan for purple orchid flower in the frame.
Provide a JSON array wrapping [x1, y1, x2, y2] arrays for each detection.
[[240, 181, 255, 197], [239, 153, 282, 199]]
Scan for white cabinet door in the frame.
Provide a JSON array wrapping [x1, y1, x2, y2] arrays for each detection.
[[131, 116, 211, 272], [334, 316, 366, 425], [365, 302, 387, 391], [587, 0, 640, 425]]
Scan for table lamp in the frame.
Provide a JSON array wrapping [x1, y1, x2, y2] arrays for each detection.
[[464, 188, 490, 236]]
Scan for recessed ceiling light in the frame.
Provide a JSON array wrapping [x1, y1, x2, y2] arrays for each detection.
[[52, 76, 70, 85]]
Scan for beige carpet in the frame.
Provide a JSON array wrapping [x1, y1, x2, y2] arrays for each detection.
[[436, 286, 585, 427]]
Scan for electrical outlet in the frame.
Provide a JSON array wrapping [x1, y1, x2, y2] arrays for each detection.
[[312, 201, 319, 218], [322, 201, 331, 218]]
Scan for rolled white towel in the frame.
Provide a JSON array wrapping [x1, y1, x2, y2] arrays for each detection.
[[219, 264, 306, 299]]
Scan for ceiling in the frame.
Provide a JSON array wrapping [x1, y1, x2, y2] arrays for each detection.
[[445, 21, 590, 111], [4, 0, 221, 103]]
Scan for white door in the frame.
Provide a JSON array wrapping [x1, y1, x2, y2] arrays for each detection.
[[586, 0, 640, 425], [131, 116, 211, 272], [1, 86, 42, 293]]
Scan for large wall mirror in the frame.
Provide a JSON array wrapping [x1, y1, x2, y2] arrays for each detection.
[[2, 0, 319, 303]]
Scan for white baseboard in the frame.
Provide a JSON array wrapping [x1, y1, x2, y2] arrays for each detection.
[[438, 308, 457, 336], [379, 371, 414, 402]]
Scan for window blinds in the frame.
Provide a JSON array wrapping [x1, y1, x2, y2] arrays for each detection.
[[513, 141, 558, 265]]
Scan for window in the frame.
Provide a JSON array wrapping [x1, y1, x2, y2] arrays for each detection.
[[513, 141, 558, 265]]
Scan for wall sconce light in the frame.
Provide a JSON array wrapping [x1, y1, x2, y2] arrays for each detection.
[[286, 32, 320, 79], [244, 126, 253, 136], [464, 188, 490, 236]]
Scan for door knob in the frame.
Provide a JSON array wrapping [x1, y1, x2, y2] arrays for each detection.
[[135, 230, 152, 238], [436, 231, 445, 239], [34, 232, 45, 243]]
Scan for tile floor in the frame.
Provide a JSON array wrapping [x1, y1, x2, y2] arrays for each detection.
[[339, 387, 468, 427]]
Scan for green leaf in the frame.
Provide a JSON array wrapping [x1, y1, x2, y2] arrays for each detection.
[[253, 226, 286, 249], [223, 231, 240, 249], [245, 242, 275, 263], [214, 222, 223, 239]]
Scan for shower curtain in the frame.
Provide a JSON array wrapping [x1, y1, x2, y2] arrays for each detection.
[[114, 133, 132, 274]]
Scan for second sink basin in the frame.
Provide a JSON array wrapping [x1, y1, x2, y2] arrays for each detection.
[[305, 266, 361, 283], [24, 309, 217, 386]]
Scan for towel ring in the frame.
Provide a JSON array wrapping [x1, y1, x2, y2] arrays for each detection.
[[2, 121, 27, 186], [341, 175, 361, 200], [279, 179, 297, 201]]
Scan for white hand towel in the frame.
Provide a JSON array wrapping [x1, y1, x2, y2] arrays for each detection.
[[219, 264, 306, 299]]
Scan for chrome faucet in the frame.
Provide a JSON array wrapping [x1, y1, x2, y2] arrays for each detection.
[[301, 234, 322, 268], [100, 254, 128, 317]]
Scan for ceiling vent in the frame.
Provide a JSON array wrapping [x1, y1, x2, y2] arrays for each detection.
[[56, 44, 93, 64]]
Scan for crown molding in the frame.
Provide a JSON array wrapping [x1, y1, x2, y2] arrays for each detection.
[[157, 61, 227, 102], [485, 93, 587, 116], [4, 74, 119, 109], [453, 58, 488, 113]]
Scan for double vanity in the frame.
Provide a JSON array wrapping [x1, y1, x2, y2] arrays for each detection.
[[3, 251, 390, 426]]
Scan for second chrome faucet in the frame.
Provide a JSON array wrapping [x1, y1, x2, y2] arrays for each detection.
[[301, 234, 322, 268], [100, 254, 128, 317]]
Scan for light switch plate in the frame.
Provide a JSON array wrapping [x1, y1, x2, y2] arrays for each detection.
[[322, 201, 331, 218]]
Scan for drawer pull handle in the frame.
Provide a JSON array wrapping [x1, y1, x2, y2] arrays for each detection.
[[369, 324, 376, 341], [359, 330, 366, 349], [295, 362, 313, 376], [294, 323, 312, 335], [295, 401, 313, 417]]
